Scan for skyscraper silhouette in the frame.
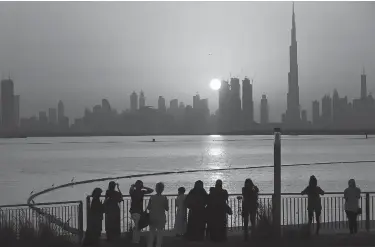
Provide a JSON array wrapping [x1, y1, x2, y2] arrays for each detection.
[[260, 94, 269, 125], [312, 100, 320, 125], [158, 96, 166, 113], [139, 91, 146, 109], [1, 78, 15, 130], [242, 77, 254, 128], [48, 108, 57, 124], [58, 100, 65, 123], [284, 3, 301, 126], [130, 91, 138, 112], [361, 68, 367, 100]]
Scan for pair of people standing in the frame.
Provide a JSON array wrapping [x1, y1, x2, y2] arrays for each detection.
[[130, 180, 169, 247], [301, 176, 361, 235], [83, 181, 123, 245], [185, 179, 232, 243]]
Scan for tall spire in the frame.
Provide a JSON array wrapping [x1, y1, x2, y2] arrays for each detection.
[[291, 2, 296, 43]]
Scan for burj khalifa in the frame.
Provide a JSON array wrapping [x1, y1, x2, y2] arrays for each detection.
[[284, 3, 301, 126]]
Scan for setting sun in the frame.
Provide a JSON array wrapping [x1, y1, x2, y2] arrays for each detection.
[[210, 78, 221, 91]]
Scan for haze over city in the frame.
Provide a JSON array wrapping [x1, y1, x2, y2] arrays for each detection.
[[0, 1, 374, 123]]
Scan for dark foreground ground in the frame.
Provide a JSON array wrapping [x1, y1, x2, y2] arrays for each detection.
[[96, 232, 375, 247]]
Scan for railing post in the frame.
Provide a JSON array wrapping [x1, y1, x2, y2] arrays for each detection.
[[273, 128, 282, 238], [366, 193, 370, 232], [85, 196, 91, 235], [78, 201, 84, 243]]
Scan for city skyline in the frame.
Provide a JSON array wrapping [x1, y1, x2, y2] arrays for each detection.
[[0, 2, 374, 122]]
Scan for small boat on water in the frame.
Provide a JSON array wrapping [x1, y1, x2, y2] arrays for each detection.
[[152, 138, 156, 142]]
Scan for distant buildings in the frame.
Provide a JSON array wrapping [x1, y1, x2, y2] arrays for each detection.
[[312, 100, 320, 125], [242, 77, 254, 128], [48, 108, 57, 124], [321, 95, 332, 126], [58, 100, 65, 124], [130, 91, 138, 112], [39, 111, 48, 125], [1, 78, 15, 130], [260, 94, 269, 125], [139, 91, 146, 109], [158, 96, 166, 113]]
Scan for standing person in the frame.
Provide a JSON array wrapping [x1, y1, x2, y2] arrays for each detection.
[[104, 181, 123, 242], [301, 175, 325, 235], [174, 187, 187, 237], [185, 180, 208, 242], [83, 188, 104, 246], [129, 180, 154, 244], [242, 179, 259, 240], [147, 182, 169, 247], [344, 179, 361, 234], [207, 179, 229, 242]]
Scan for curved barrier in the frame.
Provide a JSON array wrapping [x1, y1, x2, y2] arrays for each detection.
[[26, 159, 375, 236]]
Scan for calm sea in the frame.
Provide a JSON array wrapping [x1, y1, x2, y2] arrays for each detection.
[[1, 135, 375, 205]]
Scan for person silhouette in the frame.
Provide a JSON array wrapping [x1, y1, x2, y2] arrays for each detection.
[[242, 178, 259, 240], [104, 181, 123, 242], [344, 179, 361, 234], [301, 175, 324, 235]]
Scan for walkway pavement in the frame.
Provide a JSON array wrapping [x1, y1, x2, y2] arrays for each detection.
[[96, 231, 375, 247]]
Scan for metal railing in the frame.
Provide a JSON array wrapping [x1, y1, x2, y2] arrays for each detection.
[[87, 192, 375, 233], [0, 201, 83, 241]]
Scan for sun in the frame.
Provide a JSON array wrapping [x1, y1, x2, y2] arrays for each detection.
[[210, 78, 221, 91]]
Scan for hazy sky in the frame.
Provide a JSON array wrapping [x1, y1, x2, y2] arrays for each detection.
[[0, 1, 374, 122]]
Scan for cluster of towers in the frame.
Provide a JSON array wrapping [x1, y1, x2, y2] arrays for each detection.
[[218, 77, 269, 132], [311, 69, 375, 129]]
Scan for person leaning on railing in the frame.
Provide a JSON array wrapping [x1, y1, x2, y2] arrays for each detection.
[[83, 188, 104, 246], [301, 175, 325, 235], [129, 180, 154, 244], [241, 178, 259, 241], [344, 179, 361, 234]]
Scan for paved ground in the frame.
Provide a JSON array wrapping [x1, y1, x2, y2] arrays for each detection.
[[96, 232, 375, 247]]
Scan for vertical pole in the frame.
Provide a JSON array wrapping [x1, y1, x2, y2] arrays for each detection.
[[85, 196, 91, 236], [78, 201, 84, 244], [273, 128, 281, 238], [366, 193, 370, 232]]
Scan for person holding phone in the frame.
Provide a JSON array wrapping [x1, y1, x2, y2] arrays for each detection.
[[129, 180, 154, 244]]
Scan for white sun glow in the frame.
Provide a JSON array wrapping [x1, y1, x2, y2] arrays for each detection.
[[210, 78, 221, 91]]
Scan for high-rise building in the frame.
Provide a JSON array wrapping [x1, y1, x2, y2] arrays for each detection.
[[284, 3, 301, 126], [48, 108, 57, 124], [321, 94, 332, 126], [361, 68, 367, 100], [170, 99, 178, 109], [218, 80, 230, 132], [139, 91, 146, 109], [58, 100, 65, 124], [14, 95, 20, 127], [158, 96, 166, 113], [102, 99, 111, 113], [130, 91, 138, 112], [200, 98, 210, 117], [1, 78, 15, 129], [179, 102, 185, 109], [230, 78, 242, 130], [39, 111, 48, 124], [260, 94, 269, 125], [193, 94, 200, 109], [242, 77, 254, 127], [312, 100, 320, 125]]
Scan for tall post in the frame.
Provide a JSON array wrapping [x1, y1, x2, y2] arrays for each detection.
[[366, 193, 370, 232], [273, 128, 281, 238], [78, 201, 84, 244]]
